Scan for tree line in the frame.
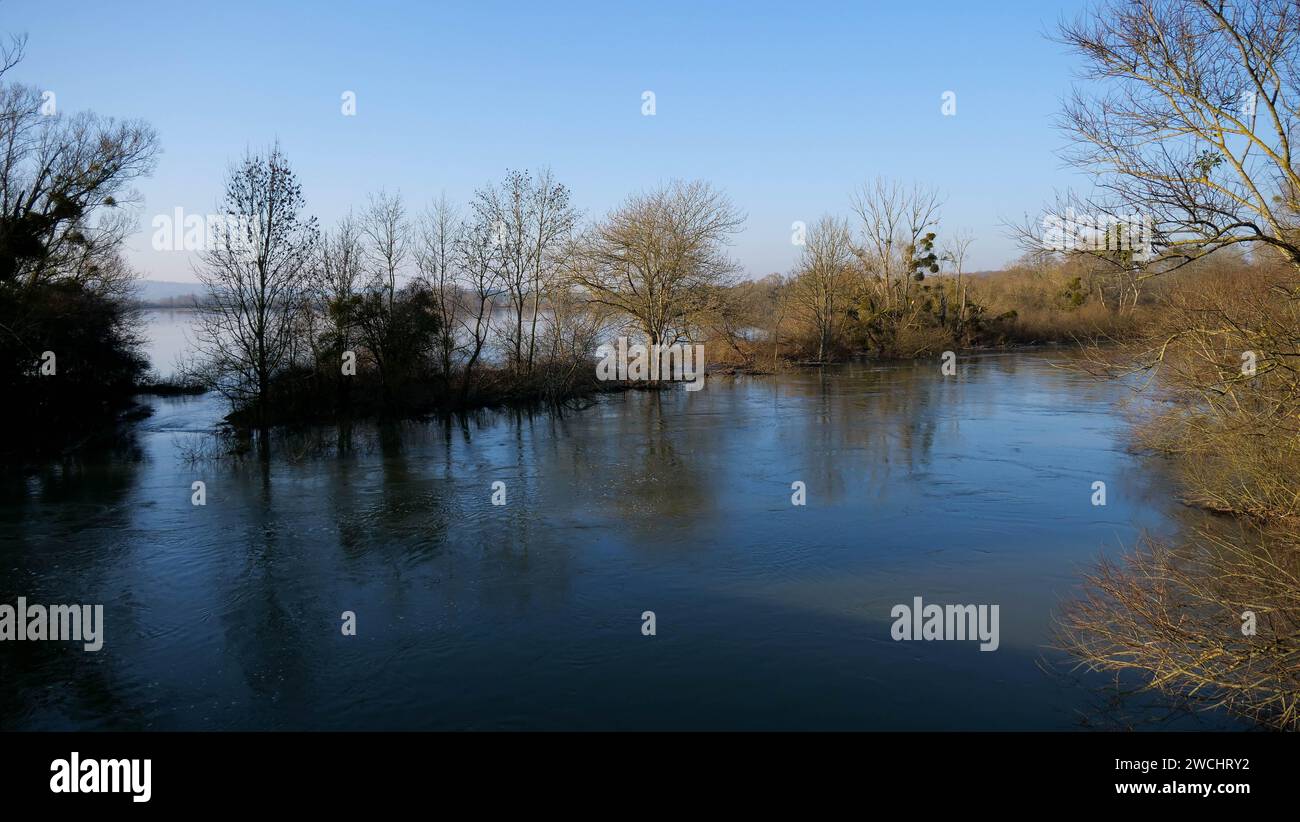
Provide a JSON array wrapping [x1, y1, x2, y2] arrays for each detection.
[[187, 152, 758, 430], [193, 144, 1169, 438]]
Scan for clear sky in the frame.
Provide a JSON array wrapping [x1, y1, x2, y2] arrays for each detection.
[[4, 0, 1094, 282]]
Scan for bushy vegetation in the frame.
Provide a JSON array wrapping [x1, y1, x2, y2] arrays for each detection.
[[0, 34, 159, 461], [1, 280, 149, 458], [1040, 0, 1300, 729], [697, 246, 1155, 373], [187, 156, 646, 435]]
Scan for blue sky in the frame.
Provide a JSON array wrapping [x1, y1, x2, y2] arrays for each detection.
[[4, 0, 1094, 281]]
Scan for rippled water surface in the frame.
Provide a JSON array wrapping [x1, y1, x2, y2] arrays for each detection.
[[0, 319, 1224, 729]]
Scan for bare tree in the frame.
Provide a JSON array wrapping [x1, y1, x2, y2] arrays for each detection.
[[0, 68, 159, 291], [0, 33, 161, 455], [764, 273, 792, 372], [571, 179, 744, 346], [790, 216, 856, 362], [524, 167, 578, 373], [316, 213, 365, 327], [535, 281, 610, 400], [472, 169, 577, 375], [1049, 1, 1300, 729], [1056, 0, 1300, 272], [473, 171, 530, 372], [0, 32, 25, 80], [415, 193, 462, 383], [454, 210, 505, 401], [361, 189, 408, 310], [309, 212, 366, 401], [941, 229, 975, 331], [356, 189, 411, 395], [850, 178, 943, 314], [195, 145, 319, 427]]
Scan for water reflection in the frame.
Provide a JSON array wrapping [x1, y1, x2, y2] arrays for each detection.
[[0, 350, 1224, 729]]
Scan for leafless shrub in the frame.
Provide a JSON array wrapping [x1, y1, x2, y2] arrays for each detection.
[[1057, 525, 1300, 730]]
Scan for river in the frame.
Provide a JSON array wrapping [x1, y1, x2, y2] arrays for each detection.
[[0, 311, 1237, 729]]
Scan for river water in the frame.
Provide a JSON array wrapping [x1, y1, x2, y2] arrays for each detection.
[[0, 311, 1234, 729]]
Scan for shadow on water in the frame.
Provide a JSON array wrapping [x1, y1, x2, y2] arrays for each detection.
[[0, 349, 1247, 729]]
